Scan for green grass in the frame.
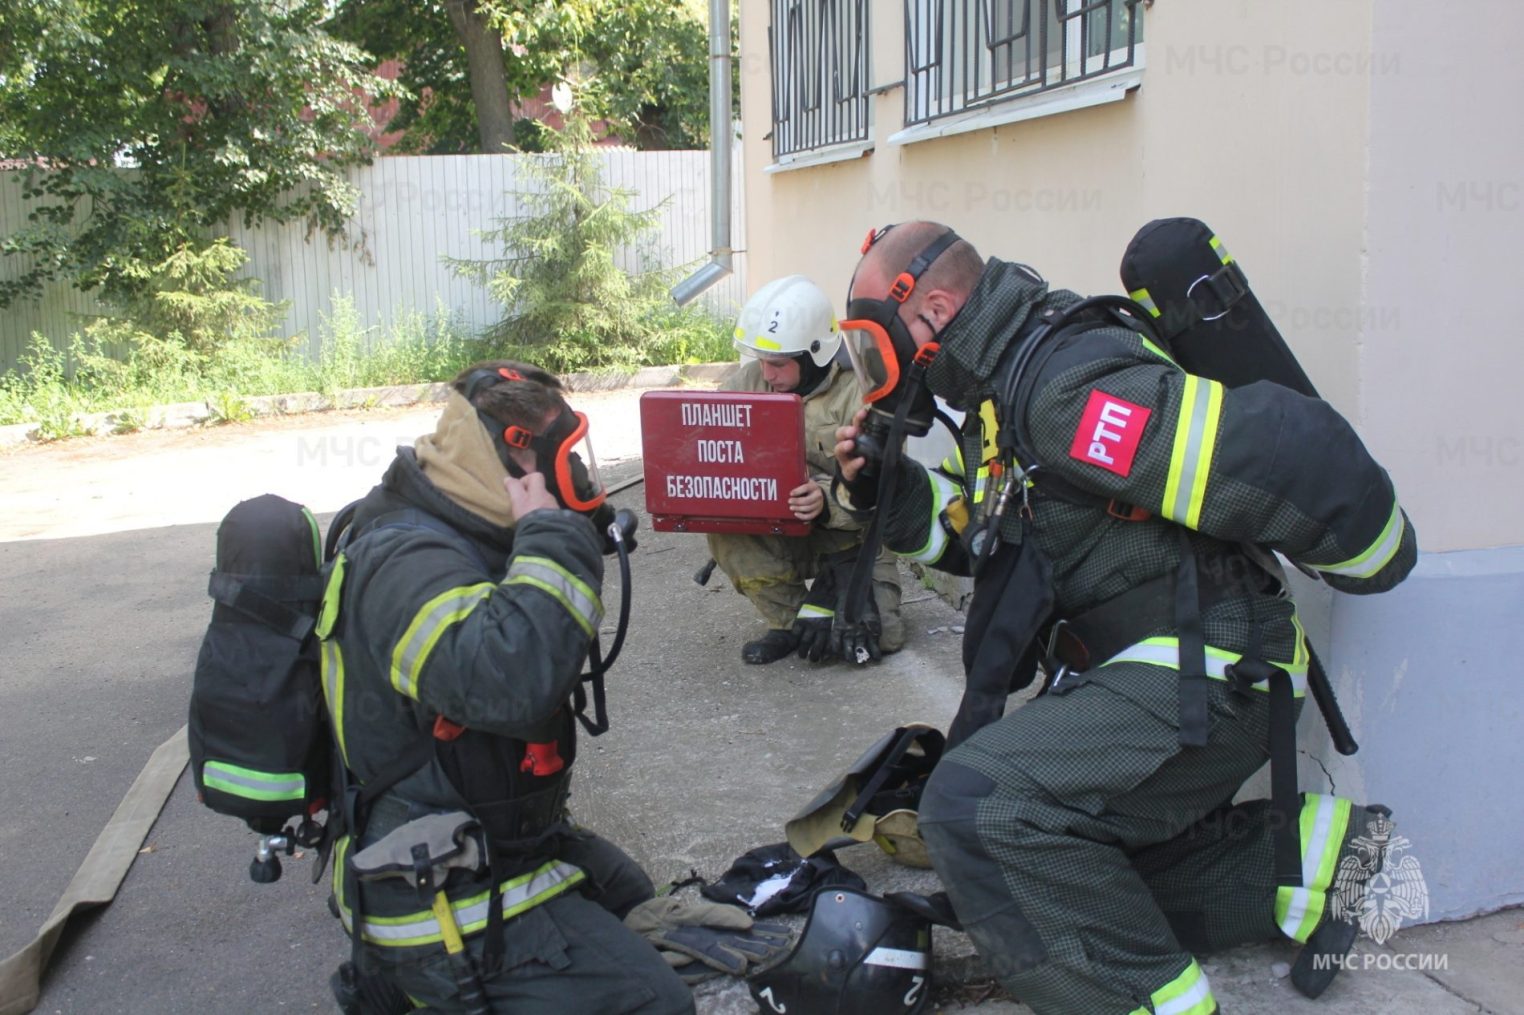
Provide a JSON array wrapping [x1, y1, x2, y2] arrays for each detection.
[[0, 293, 734, 438]]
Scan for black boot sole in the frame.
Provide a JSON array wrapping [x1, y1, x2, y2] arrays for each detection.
[[1290, 917, 1359, 999]]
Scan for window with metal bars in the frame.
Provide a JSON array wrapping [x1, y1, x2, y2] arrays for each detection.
[[904, 0, 1143, 127], [768, 0, 872, 159]]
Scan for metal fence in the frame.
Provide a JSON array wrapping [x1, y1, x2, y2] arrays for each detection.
[[769, 0, 872, 158], [904, 0, 1143, 125], [0, 149, 746, 375]]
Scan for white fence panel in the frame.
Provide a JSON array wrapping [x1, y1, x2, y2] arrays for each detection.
[[0, 148, 746, 374]]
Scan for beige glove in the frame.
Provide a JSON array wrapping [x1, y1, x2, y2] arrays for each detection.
[[624, 897, 793, 982]]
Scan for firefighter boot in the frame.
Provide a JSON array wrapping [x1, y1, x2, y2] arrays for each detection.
[[1291, 804, 1395, 999], [743, 628, 800, 664]]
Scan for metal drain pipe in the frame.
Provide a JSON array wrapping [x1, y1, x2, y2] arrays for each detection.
[[671, 0, 734, 306]]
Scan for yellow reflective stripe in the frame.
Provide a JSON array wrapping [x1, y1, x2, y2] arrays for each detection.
[[390, 583, 495, 699], [796, 603, 833, 620], [321, 638, 348, 765], [316, 552, 346, 639], [1152, 958, 1215, 1015], [300, 506, 322, 566], [1103, 636, 1308, 696], [1138, 332, 1175, 365], [337, 860, 586, 948], [972, 465, 993, 506], [1162, 375, 1224, 530], [1275, 794, 1353, 942], [1311, 502, 1405, 580], [505, 556, 603, 638], [905, 471, 959, 564], [203, 761, 305, 801], [1209, 234, 1234, 265], [1129, 286, 1162, 318]]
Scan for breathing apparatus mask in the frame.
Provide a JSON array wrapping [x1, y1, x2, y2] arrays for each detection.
[[459, 366, 611, 526], [840, 226, 963, 470]]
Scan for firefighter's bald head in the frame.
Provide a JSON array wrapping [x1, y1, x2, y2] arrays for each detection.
[[851, 221, 985, 308]]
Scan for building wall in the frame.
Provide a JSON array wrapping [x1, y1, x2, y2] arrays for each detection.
[[739, 0, 1524, 921]]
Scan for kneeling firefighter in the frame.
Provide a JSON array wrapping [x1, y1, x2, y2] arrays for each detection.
[[317, 362, 692, 1014], [830, 221, 1417, 1014], [707, 274, 904, 665]]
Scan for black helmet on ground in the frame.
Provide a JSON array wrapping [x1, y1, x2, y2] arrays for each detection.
[[748, 887, 933, 1015]]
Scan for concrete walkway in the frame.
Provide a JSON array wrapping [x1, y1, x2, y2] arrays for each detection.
[[0, 387, 1515, 1014]]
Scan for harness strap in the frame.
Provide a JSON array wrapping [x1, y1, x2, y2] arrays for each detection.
[[208, 572, 323, 641], [1174, 531, 1211, 749]]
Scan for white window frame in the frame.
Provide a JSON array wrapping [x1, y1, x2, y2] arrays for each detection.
[[894, 0, 1144, 147], [767, 0, 874, 169]]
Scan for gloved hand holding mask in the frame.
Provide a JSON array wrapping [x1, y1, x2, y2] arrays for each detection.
[[624, 896, 794, 984]]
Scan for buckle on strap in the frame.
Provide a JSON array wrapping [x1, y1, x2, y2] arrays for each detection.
[[1044, 619, 1092, 681]]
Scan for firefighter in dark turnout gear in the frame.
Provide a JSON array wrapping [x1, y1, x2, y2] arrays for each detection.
[[319, 362, 692, 1014], [832, 223, 1417, 1015]]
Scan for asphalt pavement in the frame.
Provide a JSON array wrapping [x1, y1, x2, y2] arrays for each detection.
[[0, 388, 1515, 1014]]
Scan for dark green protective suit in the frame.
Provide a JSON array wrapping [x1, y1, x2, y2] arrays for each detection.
[[853, 261, 1416, 1014]]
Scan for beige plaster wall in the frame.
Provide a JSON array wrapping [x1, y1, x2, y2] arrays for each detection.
[[1360, 2, 1524, 552], [739, 0, 1375, 431]]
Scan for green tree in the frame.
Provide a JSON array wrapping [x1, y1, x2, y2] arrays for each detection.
[[449, 110, 722, 370], [0, 0, 397, 305], [327, 0, 719, 153]]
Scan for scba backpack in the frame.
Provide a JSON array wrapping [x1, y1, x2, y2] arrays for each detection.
[[188, 494, 332, 876]]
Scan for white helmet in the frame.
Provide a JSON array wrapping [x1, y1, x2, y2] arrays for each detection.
[[733, 275, 841, 367]]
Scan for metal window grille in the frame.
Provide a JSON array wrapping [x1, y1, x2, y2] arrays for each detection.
[[904, 0, 1142, 126], [769, 0, 872, 158]]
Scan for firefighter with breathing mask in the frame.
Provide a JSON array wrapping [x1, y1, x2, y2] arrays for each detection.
[[319, 361, 692, 1014], [831, 222, 1416, 1015]]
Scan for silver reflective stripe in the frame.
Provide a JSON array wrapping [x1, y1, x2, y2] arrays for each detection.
[[863, 946, 928, 970], [1274, 792, 1335, 938], [1103, 638, 1309, 696], [321, 638, 348, 764], [203, 761, 304, 801], [1156, 972, 1214, 1015], [390, 583, 495, 699], [905, 471, 958, 564], [1311, 502, 1405, 579], [505, 556, 603, 637], [345, 860, 586, 948], [1162, 374, 1223, 530], [1129, 286, 1162, 317]]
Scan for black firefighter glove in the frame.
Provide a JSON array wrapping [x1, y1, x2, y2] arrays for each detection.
[[624, 897, 793, 984], [791, 567, 838, 662], [820, 549, 881, 665]]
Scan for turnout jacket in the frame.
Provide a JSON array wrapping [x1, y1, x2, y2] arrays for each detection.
[[731, 359, 868, 532], [321, 447, 604, 943], [868, 260, 1417, 679]]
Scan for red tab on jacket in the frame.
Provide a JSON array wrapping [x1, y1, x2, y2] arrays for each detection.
[[1068, 390, 1151, 477]]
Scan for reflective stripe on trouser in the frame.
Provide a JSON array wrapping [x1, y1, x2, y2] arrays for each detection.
[[917, 662, 1279, 1014], [1101, 624, 1310, 697], [1126, 958, 1216, 1015], [1275, 793, 1354, 943], [202, 760, 304, 802], [334, 836, 587, 949], [707, 528, 904, 651]]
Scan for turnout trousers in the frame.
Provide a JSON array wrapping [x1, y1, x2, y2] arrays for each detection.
[[367, 832, 694, 1015], [707, 528, 905, 651], [918, 661, 1368, 1015]]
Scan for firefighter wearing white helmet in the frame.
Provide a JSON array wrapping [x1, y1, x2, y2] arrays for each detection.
[[709, 275, 905, 665]]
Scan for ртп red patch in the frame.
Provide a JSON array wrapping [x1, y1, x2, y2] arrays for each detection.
[[1068, 389, 1151, 477]]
